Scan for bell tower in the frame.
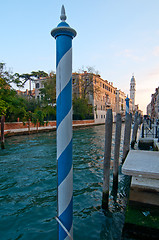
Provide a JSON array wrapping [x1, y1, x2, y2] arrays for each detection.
[[130, 75, 136, 110]]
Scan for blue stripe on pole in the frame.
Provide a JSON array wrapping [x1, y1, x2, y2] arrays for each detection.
[[59, 198, 73, 239], [58, 139, 72, 186], [56, 78, 72, 127], [56, 36, 72, 67]]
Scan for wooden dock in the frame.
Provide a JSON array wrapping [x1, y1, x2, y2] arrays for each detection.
[[122, 150, 159, 206]]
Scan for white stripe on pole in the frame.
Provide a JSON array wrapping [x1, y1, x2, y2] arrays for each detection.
[[57, 108, 72, 159], [56, 48, 72, 100], [58, 166, 73, 216]]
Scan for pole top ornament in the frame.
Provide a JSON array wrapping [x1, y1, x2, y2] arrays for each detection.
[[60, 5, 67, 21], [51, 5, 77, 39]]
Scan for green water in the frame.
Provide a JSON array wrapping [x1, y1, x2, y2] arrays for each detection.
[[0, 125, 130, 240]]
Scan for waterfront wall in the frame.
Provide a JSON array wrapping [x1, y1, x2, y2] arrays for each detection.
[[0, 120, 95, 137]]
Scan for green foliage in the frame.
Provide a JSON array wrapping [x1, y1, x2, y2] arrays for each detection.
[[23, 111, 32, 122], [42, 105, 56, 120], [32, 110, 46, 131], [31, 71, 48, 79], [23, 97, 40, 113], [0, 98, 7, 116], [0, 63, 22, 87], [73, 98, 93, 120], [39, 73, 56, 106], [19, 70, 48, 86]]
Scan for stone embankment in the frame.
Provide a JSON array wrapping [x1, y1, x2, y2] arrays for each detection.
[[0, 120, 98, 137]]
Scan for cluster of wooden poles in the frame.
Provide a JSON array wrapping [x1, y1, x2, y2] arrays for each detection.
[[102, 109, 142, 210]]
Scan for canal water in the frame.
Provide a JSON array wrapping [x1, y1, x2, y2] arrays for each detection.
[[0, 124, 130, 240]]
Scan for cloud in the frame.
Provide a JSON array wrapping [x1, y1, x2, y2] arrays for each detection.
[[148, 64, 159, 77], [152, 46, 159, 56], [116, 49, 146, 62]]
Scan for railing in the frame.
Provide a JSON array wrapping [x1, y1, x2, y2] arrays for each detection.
[[141, 121, 159, 141]]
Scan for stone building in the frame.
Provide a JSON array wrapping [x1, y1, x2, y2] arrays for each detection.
[[34, 77, 46, 100], [146, 87, 159, 120], [147, 103, 151, 116], [73, 72, 117, 123], [116, 89, 126, 115], [130, 75, 136, 111], [150, 87, 159, 119]]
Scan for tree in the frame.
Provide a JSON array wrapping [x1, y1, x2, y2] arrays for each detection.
[[39, 72, 56, 107], [18, 70, 48, 97], [32, 109, 46, 132], [75, 66, 101, 100], [22, 111, 33, 134], [0, 62, 24, 148], [0, 63, 22, 87], [73, 98, 93, 120]]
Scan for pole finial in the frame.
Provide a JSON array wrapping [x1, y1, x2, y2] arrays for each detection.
[[60, 5, 67, 21]]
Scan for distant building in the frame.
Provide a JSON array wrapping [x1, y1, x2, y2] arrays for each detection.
[[146, 87, 159, 120], [116, 89, 126, 115], [34, 77, 46, 100], [147, 103, 151, 116], [73, 72, 121, 123], [150, 87, 159, 119], [16, 88, 35, 97], [130, 75, 136, 111]]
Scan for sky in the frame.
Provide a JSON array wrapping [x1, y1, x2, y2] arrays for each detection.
[[1, 0, 159, 114]]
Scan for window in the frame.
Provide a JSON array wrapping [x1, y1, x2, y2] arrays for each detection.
[[96, 114, 98, 119], [103, 84, 104, 88], [101, 115, 103, 118], [101, 106, 102, 110], [36, 83, 39, 89]]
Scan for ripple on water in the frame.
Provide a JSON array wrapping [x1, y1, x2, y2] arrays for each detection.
[[0, 125, 130, 240]]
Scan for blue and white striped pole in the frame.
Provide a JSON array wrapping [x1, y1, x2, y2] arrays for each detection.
[[125, 95, 129, 115], [51, 5, 76, 240]]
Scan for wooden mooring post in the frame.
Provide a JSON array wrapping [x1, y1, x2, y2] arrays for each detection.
[[122, 113, 132, 164], [1, 115, 5, 149], [141, 123, 144, 138], [131, 111, 138, 149], [112, 113, 122, 196], [102, 109, 113, 210]]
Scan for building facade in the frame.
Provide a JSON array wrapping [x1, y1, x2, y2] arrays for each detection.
[[73, 72, 119, 123], [34, 77, 46, 100], [146, 87, 159, 120]]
